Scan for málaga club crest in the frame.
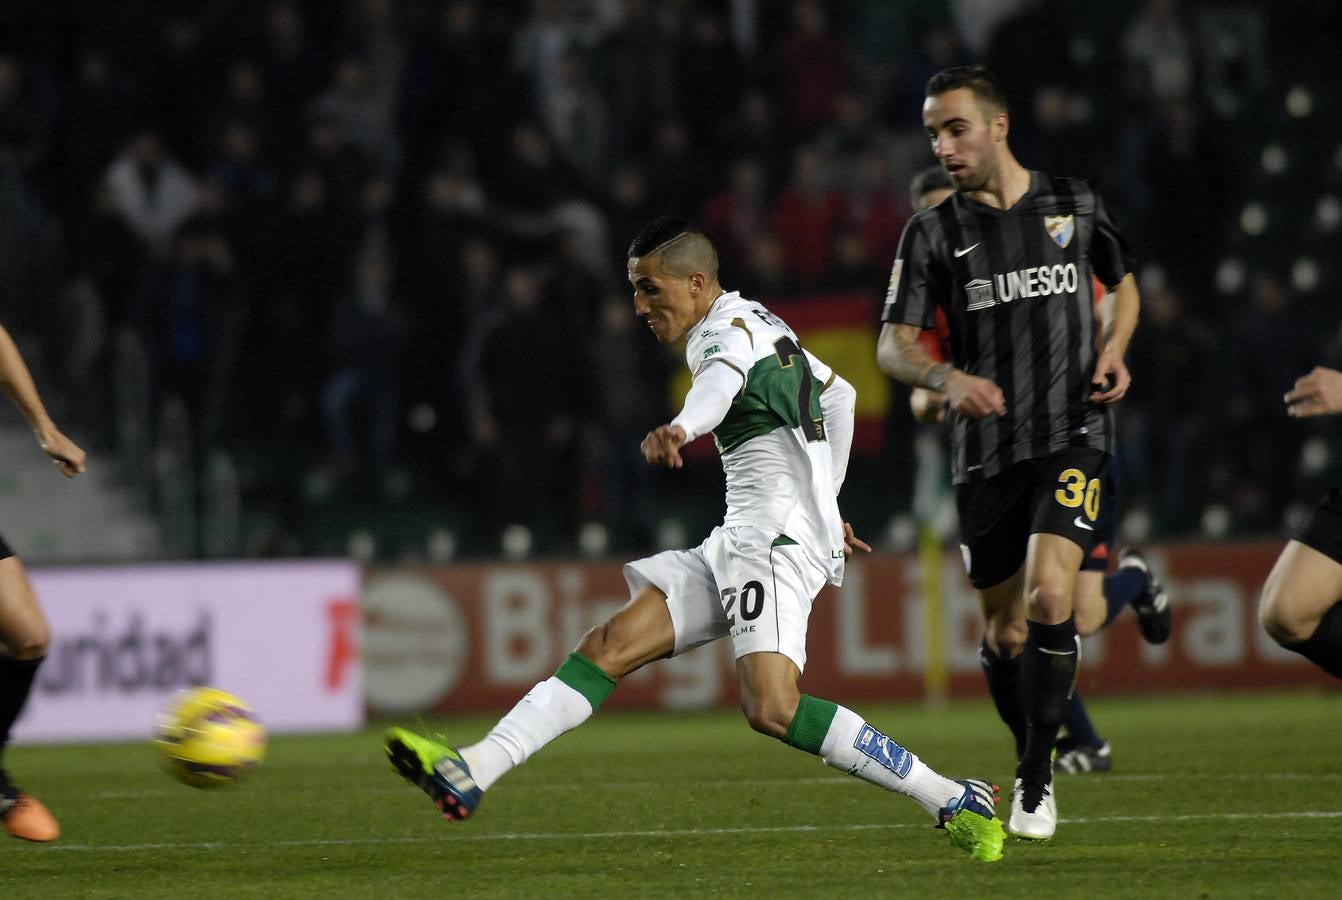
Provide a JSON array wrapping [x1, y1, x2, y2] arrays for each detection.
[[1044, 214, 1075, 248]]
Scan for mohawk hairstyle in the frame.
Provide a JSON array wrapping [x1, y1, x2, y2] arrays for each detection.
[[926, 64, 1008, 113], [628, 216, 693, 258], [910, 165, 954, 207], [628, 216, 719, 279]]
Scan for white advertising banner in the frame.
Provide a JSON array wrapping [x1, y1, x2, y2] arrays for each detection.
[[12, 561, 363, 744]]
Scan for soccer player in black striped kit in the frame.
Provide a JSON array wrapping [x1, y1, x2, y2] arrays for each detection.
[[877, 66, 1141, 840]]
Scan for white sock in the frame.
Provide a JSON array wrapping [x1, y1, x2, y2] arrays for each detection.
[[458, 677, 595, 792], [818, 705, 966, 817]]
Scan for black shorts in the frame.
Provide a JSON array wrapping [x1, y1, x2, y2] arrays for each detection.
[[955, 448, 1111, 589], [1081, 467, 1118, 573], [1295, 488, 1342, 565], [0, 531, 11, 561]]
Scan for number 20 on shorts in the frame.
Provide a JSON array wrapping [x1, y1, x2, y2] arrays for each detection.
[[1055, 468, 1101, 522]]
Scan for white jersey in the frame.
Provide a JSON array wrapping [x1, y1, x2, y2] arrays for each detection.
[[681, 291, 849, 585]]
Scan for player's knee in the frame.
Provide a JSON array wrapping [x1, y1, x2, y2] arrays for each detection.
[[740, 686, 800, 740], [575, 621, 631, 678], [985, 618, 1026, 658], [1026, 580, 1071, 622], [6, 620, 49, 660], [1073, 603, 1102, 637], [1258, 586, 1313, 646]]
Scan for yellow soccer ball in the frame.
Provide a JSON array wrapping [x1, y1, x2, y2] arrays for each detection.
[[154, 687, 267, 789]]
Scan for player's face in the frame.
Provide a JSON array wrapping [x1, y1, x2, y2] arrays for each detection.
[[923, 88, 1003, 191], [628, 254, 702, 343], [916, 186, 954, 212]]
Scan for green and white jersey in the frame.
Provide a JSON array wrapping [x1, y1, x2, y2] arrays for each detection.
[[683, 291, 847, 585]]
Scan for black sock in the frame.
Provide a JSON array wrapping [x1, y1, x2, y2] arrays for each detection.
[[1018, 619, 1079, 785], [1061, 691, 1102, 748], [1102, 567, 1146, 628], [1285, 601, 1342, 680], [979, 640, 1027, 760], [0, 655, 44, 764]]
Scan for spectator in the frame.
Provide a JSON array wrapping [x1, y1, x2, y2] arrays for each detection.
[[1226, 272, 1319, 527], [321, 245, 405, 481], [460, 265, 581, 535], [735, 231, 795, 301], [605, 165, 653, 266], [700, 155, 772, 279], [542, 51, 608, 184], [601, 0, 676, 156], [53, 49, 135, 209], [134, 210, 244, 444], [644, 118, 714, 218], [103, 130, 199, 255], [1122, 285, 1212, 533], [1122, 0, 1195, 110], [262, 2, 327, 122], [817, 227, 886, 295], [678, 7, 743, 151], [312, 56, 401, 174], [0, 55, 48, 174], [845, 147, 908, 269], [770, 144, 844, 286], [775, 0, 848, 135]]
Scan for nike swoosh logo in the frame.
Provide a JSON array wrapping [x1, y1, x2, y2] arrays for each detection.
[[1038, 647, 1077, 656], [1073, 516, 1094, 531], [953, 243, 980, 257]]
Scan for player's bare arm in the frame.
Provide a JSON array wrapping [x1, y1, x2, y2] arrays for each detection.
[[1285, 366, 1342, 418], [0, 324, 86, 478], [1089, 273, 1139, 405], [641, 424, 687, 469], [877, 323, 1005, 420]]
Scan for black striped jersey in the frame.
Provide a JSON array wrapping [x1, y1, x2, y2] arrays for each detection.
[[881, 172, 1135, 483]]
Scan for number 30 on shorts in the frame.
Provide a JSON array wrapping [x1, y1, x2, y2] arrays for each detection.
[[1055, 468, 1101, 522]]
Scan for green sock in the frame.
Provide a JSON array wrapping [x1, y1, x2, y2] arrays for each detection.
[[553, 652, 617, 711], [783, 694, 839, 755]]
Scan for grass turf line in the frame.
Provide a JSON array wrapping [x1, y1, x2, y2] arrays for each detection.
[[1, 690, 1339, 898]]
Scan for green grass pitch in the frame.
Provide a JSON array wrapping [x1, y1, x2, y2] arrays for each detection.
[[3, 690, 1340, 898]]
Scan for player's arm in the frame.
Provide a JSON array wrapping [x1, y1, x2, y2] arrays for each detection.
[[877, 324, 1005, 420], [0, 323, 86, 477], [1090, 272, 1138, 404], [1088, 187, 1140, 404], [805, 351, 855, 492], [642, 360, 744, 469], [803, 351, 870, 556], [1286, 366, 1342, 418], [819, 374, 872, 557], [908, 322, 950, 423]]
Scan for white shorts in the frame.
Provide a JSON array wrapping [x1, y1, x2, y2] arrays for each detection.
[[622, 525, 826, 673]]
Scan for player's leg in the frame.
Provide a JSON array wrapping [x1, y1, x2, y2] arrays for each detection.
[[956, 466, 1033, 763], [387, 584, 673, 819], [1075, 470, 1171, 643], [386, 542, 719, 819], [1006, 531, 1083, 839], [0, 550, 60, 842], [977, 569, 1027, 759], [1008, 449, 1107, 839], [737, 653, 1004, 860], [1259, 541, 1342, 679], [1055, 572, 1110, 774], [725, 532, 1004, 861]]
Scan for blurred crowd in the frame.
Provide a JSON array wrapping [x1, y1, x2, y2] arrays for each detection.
[[0, 0, 1338, 556]]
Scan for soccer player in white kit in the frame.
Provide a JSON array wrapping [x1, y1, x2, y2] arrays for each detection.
[[386, 218, 1005, 861]]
